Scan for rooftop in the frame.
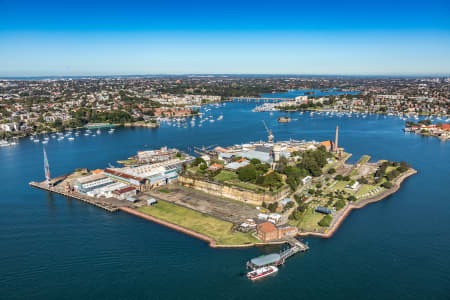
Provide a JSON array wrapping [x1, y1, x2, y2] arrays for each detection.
[[250, 253, 281, 267]]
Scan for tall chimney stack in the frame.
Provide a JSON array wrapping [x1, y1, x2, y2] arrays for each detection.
[[334, 125, 339, 153]]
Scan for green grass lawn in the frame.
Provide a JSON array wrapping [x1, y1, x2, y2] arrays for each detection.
[[158, 188, 171, 193], [355, 184, 384, 200], [331, 180, 351, 192], [295, 207, 324, 231], [360, 155, 371, 164], [214, 170, 238, 182], [139, 201, 259, 246], [385, 166, 397, 173]]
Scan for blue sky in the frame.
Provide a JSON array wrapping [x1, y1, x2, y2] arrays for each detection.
[[1, 0, 449, 76]]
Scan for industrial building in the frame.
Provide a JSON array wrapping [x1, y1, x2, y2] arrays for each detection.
[[74, 174, 113, 194], [256, 222, 297, 242]]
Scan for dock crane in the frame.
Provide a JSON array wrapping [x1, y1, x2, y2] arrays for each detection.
[[262, 120, 274, 143]]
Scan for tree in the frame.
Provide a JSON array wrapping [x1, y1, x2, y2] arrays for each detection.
[[263, 172, 283, 190], [238, 165, 257, 182], [382, 181, 393, 188], [318, 215, 332, 227], [358, 177, 368, 184], [268, 202, 278, 212], [335, 199, 346, 210], [250, 158, 261, 165], [347, 195, 357, 202], [191, 157, 206, 167], [328, 168, 336, 174]]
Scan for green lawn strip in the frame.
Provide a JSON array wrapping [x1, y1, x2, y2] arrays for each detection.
[[385, 166, 397, 174], [139, 202, 258, 245], [226, 179, 266, 193], [359, 155, 371, 164], [214, 170, 238, 182]]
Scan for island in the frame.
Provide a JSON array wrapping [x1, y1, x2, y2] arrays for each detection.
[[30, 126, 416, 248]]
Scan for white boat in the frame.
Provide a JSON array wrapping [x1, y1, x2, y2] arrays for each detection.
[[96, 129, 101, 134], [68, 137, 75, 141], [33, 139, 40, 143], [247, 266, 278, 281], [0, 140, 16, 147], [217, 115, 223, 121], [57, 137, 64, 141], [41, 140, 48, 144]]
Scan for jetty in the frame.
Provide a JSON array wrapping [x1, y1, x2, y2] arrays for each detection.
[[29, 180, 129, 212], [234, 97, 292, 103], [246, 237, 309, 269]]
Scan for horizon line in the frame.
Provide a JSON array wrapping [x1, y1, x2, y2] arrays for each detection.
[[1, 73, 450, 80]]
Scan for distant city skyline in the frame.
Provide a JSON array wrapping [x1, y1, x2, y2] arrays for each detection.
[[1, 0, 449, 76]]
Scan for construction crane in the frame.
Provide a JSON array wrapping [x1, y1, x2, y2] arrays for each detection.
[[262, 120, 274, 143]]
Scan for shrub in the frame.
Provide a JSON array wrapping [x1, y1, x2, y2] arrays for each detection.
[[328, 168, 336, 174], [335, 174, 344, 181], [268, 202, 278, 213], [382, 181, 393, 188], [237, 165, 256, 182], [347, 195, 357, 202], [191, 157, 206, 167], [318, 215, 332, 227], [358, 177, 368, 184]]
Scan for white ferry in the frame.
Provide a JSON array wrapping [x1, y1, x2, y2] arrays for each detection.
[[247, 266, 278, 281]]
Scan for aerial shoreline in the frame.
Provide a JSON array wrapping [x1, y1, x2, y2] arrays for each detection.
[[116, 168, 417, 248], [298, 168, 417, 239]]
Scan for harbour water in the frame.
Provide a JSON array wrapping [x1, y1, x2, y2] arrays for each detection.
[[1, 102, 449, 299]]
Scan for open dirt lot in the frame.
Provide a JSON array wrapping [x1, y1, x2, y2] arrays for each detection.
[[144, 184, 259, 224]]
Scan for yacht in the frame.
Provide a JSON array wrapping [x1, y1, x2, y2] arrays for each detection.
[[0, 140, 17, 147]]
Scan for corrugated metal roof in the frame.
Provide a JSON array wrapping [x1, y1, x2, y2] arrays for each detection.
[[250, 253, 281, 267]]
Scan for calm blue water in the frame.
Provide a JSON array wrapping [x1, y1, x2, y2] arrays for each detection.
[[1, 102, 449, 299], [261, 88, 360, 98]]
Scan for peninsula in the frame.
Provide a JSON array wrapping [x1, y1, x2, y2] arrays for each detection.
[[29, 125, 416, 248]]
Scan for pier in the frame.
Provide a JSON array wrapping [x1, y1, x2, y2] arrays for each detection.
[[233, 97, 292, 103], [29, 181, 129, 212], [246, 237, 309, 269]]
